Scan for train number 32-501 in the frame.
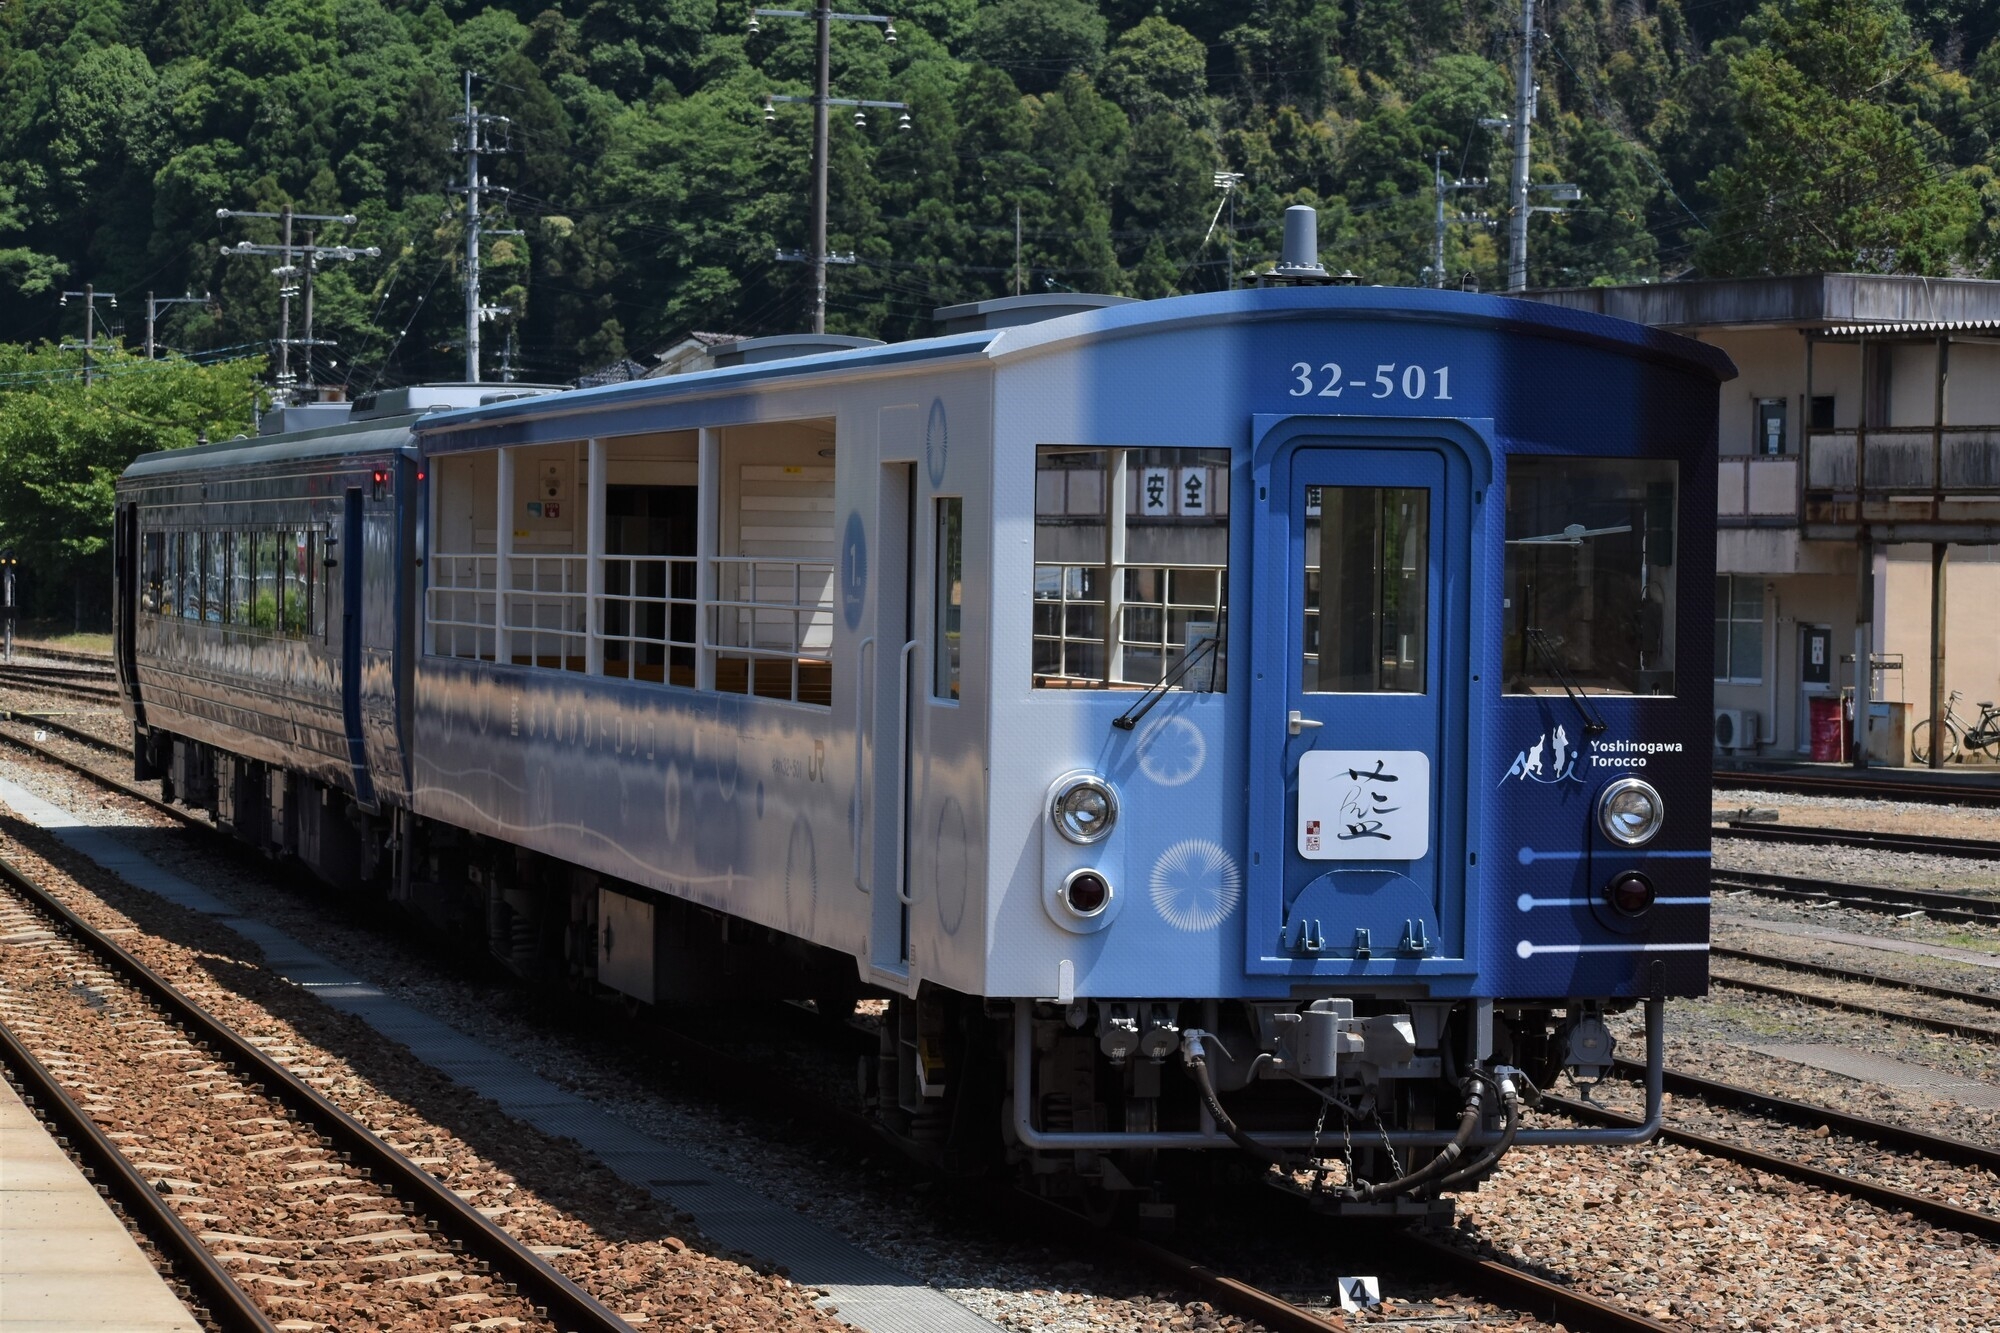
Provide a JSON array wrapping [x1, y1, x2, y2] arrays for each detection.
[[1288, 362, 1453, 401]]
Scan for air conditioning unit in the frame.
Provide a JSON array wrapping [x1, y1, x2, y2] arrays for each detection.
[[1714, 708, 1759, 753]]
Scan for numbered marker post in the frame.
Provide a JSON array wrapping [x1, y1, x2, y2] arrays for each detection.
[[1337, 1276, 1382, 1312]]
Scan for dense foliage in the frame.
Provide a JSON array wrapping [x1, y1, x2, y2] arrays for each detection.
[[4, 0, 1999, 388], [0, 347, 261, 620]]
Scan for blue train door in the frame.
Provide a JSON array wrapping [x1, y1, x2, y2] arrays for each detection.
[[1248, 440, 1467, 970]]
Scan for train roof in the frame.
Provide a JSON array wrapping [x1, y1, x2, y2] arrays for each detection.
[[412, 286, 1736, 451], [122, 416, 420, 481]]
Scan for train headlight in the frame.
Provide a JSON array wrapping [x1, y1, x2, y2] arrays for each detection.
[[1050, 773, 1118, 845], [1596, 777, 1664, 847]]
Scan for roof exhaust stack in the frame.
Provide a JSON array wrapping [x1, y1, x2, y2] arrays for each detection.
[[1274, 205, 1330, 281], [1258, 205, 1358, 287]]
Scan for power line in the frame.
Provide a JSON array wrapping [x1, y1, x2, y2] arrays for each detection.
[[216, 207, 378, 402]]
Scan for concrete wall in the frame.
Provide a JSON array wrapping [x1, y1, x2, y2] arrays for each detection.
[[1883, 544, 2000, 744]]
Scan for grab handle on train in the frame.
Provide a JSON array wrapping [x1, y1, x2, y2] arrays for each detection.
[[895, 638, 920, 906], [1287, 710, 1323, 735], [853, 636, 874, 891]]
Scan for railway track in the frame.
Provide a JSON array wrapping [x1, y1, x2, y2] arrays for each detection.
[[0, 720, 1966, 1332], [1711, 867, 2000, 925], [1716, 820, 2000, 860], [0, 707, 128, 755], [3, 642, 114, 667], [0, 853, 638, 1332], [1585, 1059, 2000, 1240], [0, 662, 123, 705], [1712, 944, 2000, 1041], [1714, 768, 2000, 808]]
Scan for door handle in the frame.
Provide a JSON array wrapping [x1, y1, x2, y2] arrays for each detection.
[[1288, 710, 1323, 735], [895, 639, 920, 906], [853, 636, 874, 891]]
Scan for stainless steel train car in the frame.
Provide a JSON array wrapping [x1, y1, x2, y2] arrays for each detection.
[[117, 238, 1734, 1216]]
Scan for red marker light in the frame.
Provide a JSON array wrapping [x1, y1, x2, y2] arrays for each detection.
[[1604, 871, 1656, 916]]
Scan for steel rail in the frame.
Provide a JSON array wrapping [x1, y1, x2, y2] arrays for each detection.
[[0, 853, 639, 1333], [0, 668, 123, 704], [751, 1011, 1680, 1333], [1710, 869, 2000, 925], [1612, 1058, 2000, 1173], [1547, 1094, 2000, 1243], [0, 1022, 281, 1333], [0, 662, 117, 680], [1717, 820, 2000, 860], [1395, 1231, 1675, 1333], [0, 643, 115, 667], [1713, 945, 2000, 1009], [0, 707, 129, 755], [1713, 769, 2000, 808], [1709, 968, 2000, 1042], [0, 724, 208, 829]]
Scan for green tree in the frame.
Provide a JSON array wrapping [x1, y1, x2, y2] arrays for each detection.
[[0, 343, 261, 622], [960, 0, 1107, 95], [1694, 0, 1976, 275]]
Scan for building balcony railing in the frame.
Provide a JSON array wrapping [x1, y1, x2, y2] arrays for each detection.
[[1717, 430, 2000, 541]]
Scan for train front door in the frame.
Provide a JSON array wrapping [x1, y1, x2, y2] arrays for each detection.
[[1247, 440, 1469, 971]]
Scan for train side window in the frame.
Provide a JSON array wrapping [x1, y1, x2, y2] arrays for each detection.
[[282, 531, 308, 638], [229, 532, 251, 625], [252, 531, 278, 631], [141, 530, 165, 616], [935, 497, 962, 701], [205, 531, 227, 622], [1503, 457, 1678, 697], [1034, 446, 1228, 691]]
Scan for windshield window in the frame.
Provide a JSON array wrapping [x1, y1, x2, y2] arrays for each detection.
[[1504, 457, 1677, 697]]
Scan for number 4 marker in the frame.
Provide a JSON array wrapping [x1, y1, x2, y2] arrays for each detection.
[[1338, 1276, 1382, 1311]]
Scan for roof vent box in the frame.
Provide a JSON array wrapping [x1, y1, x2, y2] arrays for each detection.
[[707, 334, 886, 367], [348, 383, 565, 421], [258, 403, 352, 436], [931, 293, 1136, 335]]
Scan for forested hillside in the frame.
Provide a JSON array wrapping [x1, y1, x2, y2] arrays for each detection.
[[5, 0, 2000, 387]]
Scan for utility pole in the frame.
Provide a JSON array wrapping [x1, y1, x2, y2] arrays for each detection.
[[145, 292, 211, 359], [60, 286, 118, 386], [752, 3, 908, 333], [1506, 0, 1535, 292], [218, 208, 377, 402], [1430, 154, 1486, 290], [1208, 171, 1245, 289], [452, 71, 520, 383], [1480, 0, 1576, 293]]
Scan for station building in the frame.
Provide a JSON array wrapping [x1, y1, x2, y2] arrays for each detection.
[[1529, 274, 2000, 767]]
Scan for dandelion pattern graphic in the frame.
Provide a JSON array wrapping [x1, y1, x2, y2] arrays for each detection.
[[1150, 839, 1242, 932], [1137, 714, 1207, 787]]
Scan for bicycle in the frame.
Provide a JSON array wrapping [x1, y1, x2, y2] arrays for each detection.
[[1910, 689, 2000, 764]]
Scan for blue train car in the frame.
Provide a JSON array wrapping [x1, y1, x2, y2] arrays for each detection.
[[117, 229, 1732, 1215]]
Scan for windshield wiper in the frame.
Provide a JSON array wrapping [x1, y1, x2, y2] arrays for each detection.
[[1113, 635, 1221, 732], [1525, 628, 1607, 737]]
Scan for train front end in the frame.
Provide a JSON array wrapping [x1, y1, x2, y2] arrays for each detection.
[[976, 278, 1731, 1214]]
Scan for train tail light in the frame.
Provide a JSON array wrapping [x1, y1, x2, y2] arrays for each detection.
[[1605, 870, 1656, 916]]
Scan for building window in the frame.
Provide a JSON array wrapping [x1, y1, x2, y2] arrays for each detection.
[[1809, 395, 1835, 430], [1034, 446, 1228, 690], [1714, 575, 1763, 683]]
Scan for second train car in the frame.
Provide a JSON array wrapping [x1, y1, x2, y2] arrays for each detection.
[[116, 236, 1734, 1215]]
